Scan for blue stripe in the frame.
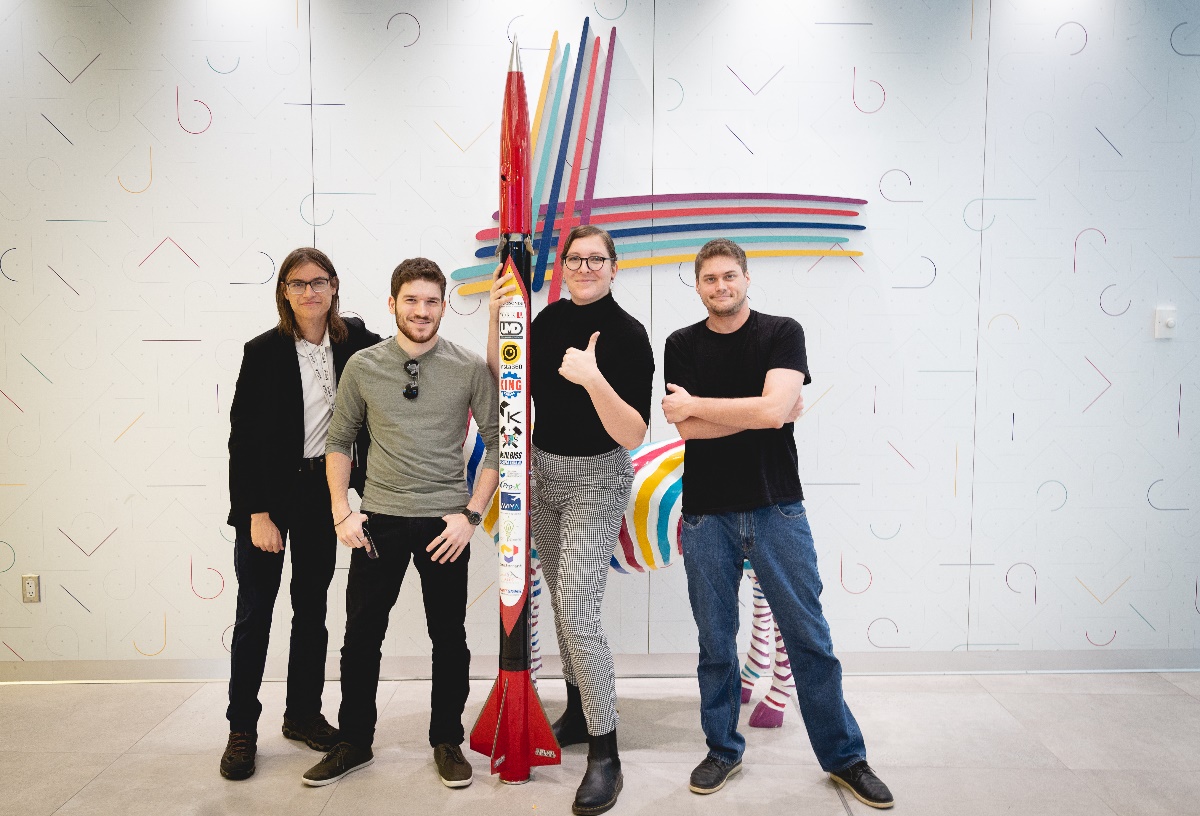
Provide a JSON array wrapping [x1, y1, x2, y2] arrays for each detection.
[[483, 221, 865, 258], [533, 17, 591, 292]]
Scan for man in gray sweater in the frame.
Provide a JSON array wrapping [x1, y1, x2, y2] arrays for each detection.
[[301, 257, 499, 789]]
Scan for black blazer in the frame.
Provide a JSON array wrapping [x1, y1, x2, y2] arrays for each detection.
[[226, 316, 382, 528]]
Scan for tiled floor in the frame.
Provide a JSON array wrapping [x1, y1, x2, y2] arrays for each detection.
[[3, 672, 1199, 815]]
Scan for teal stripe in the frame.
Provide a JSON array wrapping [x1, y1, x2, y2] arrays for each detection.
[[656, 479, 683, 564], [530, 44, 571, 234]]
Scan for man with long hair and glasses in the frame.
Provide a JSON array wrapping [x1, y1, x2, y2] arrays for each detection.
[[222, 247, 381, 780], [301, 257, 499, 790]]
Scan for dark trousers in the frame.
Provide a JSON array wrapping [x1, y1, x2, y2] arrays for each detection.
[[226, 468, 336, 732], [337, 513, 471, 749]]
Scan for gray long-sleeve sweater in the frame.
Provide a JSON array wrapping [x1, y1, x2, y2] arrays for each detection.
[[326, 335, 498, 517]]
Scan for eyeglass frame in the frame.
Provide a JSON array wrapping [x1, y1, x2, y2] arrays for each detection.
[[403, 359, 420, 400], [561, 254, 615, 272], [282, 277, 333, 295]]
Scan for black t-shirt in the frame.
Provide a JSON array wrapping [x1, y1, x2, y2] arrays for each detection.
[[663, 310, 811, 514], [531, 293, 655, 456]]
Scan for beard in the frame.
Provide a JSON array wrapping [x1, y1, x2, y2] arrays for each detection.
[[395, 310, 441, 343], [706, 292, 747, 317]]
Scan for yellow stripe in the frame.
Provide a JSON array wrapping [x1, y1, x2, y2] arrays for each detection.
[[530, 31, 559, 157], [634, 449, 684, 567], [455, 248, 862, 295]]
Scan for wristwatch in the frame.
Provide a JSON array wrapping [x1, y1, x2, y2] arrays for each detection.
[[461, 508, 483, 526]]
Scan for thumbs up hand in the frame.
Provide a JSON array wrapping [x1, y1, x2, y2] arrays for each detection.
[[559, 331, 601, 387]]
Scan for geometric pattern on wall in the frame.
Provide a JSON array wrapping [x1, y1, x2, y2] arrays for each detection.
[[0, 0, 1196, 664]]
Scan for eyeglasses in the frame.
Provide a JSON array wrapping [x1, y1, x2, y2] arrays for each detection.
[[562, 254, 613, 272], [403, 359, 419, 400], [283, 277, 331, 295]]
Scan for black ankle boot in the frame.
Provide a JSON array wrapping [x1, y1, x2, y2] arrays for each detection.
[[552, 681, 589, 747], [572, 729, 622, 816]]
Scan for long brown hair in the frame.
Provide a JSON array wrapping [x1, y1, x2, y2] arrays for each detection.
[[275, 247, 348, 342]]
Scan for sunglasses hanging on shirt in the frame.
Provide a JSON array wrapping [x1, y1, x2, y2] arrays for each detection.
[[403, 359, 419, 400]]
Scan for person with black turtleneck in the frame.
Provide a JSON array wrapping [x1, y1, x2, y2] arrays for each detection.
[[488, 225, 654, 816]]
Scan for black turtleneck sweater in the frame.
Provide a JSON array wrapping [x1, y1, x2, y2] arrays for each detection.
[[530, 293, 655, 456]]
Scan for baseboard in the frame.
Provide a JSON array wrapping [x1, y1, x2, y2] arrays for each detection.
[[3, 649, 1198, 684]]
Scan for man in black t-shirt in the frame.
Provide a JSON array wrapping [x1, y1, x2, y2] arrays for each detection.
[[662, 239, 894, 810]]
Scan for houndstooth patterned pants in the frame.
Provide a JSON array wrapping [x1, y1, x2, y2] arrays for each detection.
[[531, 444, 633, 736]]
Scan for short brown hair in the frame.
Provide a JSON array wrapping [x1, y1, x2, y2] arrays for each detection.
[[390, 257, 447, 300], [275, 247, 347, 342], [694, 238, 747, 280], [561, 224, 617, 264]]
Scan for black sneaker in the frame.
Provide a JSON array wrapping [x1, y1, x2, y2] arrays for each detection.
[[829, 760, 894, 809], [433, 743, 473, 788], [301, 742, 374, 787], [688, 755, 742, 794], [219, 731, 257, 780], [283, 713, 341, 752]]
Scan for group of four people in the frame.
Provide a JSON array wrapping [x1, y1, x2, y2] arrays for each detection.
[[221, 230, 895, 813]]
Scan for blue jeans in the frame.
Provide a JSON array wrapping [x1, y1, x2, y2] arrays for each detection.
[[681, 500, 866, 772]]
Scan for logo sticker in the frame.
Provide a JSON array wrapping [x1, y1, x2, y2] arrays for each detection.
[[500, 371, 523, 399], [500, 542, 521, 563], [500, 492, 521, 511], [499, 320, 523, 338], [500, 342, 521, 364]]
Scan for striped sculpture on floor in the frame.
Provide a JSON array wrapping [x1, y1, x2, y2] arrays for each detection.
[[467, 431, 790, 722], [739, 566, 795, 727]]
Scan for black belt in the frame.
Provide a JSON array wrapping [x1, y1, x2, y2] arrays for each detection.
[[300, 455, 325, 472]]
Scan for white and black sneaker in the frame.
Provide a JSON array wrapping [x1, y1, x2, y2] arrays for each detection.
[[302, 741, 374, 787]]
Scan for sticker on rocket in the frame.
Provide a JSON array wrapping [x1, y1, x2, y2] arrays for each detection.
[[500, 491, 521, 511], [500, 371, 523, 399], [498, 518, 526, 604], [499, 320, 524, 338], [500, 342, 522, 364]]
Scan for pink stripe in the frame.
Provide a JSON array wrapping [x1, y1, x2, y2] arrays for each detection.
[[617, 520, 643, 572], [490, 191, 869, 219], [580, 27, 616, 224], [633, 438, 685, 469]]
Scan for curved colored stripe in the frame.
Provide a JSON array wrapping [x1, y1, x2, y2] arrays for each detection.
[[475, 221, 865, 258], [490, 191, 869, 219], [550, 35, 602, 303], [617, 235, 848, 253], [614, 248, 863, 270], [655, 478, 684, 564], [638, 436, 686, 468], [581, 27, 617, 224], [529, 30, 559, 158], [617, 522, 642, 572], [535, 17, 591, 292], [634, 449, 685, 567], [456, 247, 862, 295], [469, 233, 850, 262], [531, 43, 570, 228], [475, 206, 862, 240]]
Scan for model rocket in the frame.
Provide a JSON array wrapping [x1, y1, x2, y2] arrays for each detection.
[[469, 35, 561, 785]]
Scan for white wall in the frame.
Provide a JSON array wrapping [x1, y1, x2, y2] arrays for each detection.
[[0, 0, 1196, 670]]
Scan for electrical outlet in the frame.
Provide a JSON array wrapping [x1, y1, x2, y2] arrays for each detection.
[[21, 574, 40, 603]]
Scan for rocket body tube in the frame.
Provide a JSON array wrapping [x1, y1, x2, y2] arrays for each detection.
[[469, 36, 560, 785]]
